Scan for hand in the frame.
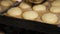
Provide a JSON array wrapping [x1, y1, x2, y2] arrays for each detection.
[[12, 0, 22, 2], [15, 0, 22, 2]]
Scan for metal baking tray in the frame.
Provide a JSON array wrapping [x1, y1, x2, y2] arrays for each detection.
[[0, 15, 60, 34]]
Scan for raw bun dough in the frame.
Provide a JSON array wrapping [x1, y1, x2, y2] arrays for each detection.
[[50, 6, 60, 13], [33, 5, 46, 13], [42, 13, 58, 24], [7, 7, 22, 17], [19, 2, 31, 10], [28, 0, 44, 4], [0, 6, 2, 11], [51, 1, 60, 7], [1, 1, 12, 7], [49, 0, 55, 2], [43, 1, 49, 6], [6, 0, 13, 5], [22, 11, 39, 20]]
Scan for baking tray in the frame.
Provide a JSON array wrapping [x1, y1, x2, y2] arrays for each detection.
[[0, 0, 60, 34], [0, 15, 60, 34]]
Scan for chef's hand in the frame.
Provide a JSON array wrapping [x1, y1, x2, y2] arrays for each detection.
[[12, 0, 22, 2], [16, 0, 22, 2]]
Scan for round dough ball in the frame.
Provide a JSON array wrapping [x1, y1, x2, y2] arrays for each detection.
[[55, 0, 60, 1], [52, 1, 60, 7], [33, 5, 46, 12], [0, 6, 2, 11], [27, 0, 44, 4], [7, 7, 22, 17], [19, 2, 31, 10], [49, 0, 55, 2], [1, 1, 12, 7], [0, 6, 3, 13], [43, 1, 49, 6], [22, 11, 39, 20], [50, 6, 60, 13], [42, 13, 58, 24], [35, 16, 42, 22], [6, 0, 13, 5]]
